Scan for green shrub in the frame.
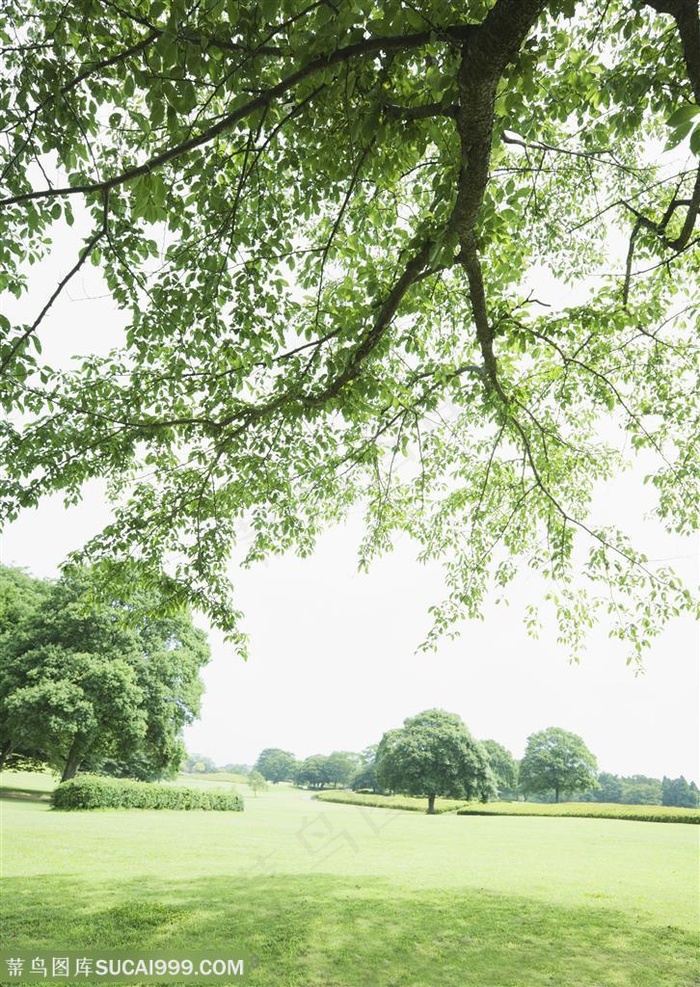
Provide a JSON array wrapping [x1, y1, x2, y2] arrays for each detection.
[[52, 775, 244, 811], [314, 791, 470, 813], [455, 801, 700, 824], [314, 791, 700, 823]]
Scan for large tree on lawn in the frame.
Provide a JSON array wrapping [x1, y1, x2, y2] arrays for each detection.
[[0, 564, 210, 780], [0, 1, 698, 659], [376, 708, 497, 813], [253, 747, 298, 783], [519, 726, 598, 802]]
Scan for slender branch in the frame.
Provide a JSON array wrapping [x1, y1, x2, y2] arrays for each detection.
[[0, 193, 110, 374], [0, 27, 476, 209], [383, 101, 458, 120], [302, 240, 435, 408], [502, 133, 640, 177]]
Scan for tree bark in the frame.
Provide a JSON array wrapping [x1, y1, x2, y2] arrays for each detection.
[[61, 738, 83, 782], [427, 793, 436, 814], [0, 741, 13, 772]]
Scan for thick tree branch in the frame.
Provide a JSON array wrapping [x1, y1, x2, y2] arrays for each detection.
[[669, 164, 700, 249], [302, 241, 435, 408], [0, 27, 475, 209], [450, 0, 549, 395], [643, 0, 700, 101]]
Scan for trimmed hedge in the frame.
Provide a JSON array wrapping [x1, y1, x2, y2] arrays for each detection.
[[314, 791, 471, 813], [456, 801, 700, 824], [314, 791, 700, 824], [52, 774, 244, 811]]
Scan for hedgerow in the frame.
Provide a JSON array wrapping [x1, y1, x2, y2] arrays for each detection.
[[314, 791, 700, 823], [314, 791, 470, 813], [456, 802, 700, 824], [51, 775, 244, 811]]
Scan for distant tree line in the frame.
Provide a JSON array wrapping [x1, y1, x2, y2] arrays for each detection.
[[252, 747, 369, 790], [574, 773, 698, 808], [181, 754, 251, 775], [246, 720, 697, 810]]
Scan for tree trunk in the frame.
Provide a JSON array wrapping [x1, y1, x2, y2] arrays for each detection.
[[427, 793, 436, 814], [555, 785, 560, 803], [0, 741, 14, 772], [61, 739, 83, 782]]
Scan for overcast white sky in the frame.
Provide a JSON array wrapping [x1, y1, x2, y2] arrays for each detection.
[[1, 470, 697, 782], [1, 211, 698, 785]]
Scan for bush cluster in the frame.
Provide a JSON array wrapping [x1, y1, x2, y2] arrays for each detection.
[[456, 801, 700, 824], [314, 791, 700, 823], [315, 791, 469, 813], [52, 775, 244, 811]]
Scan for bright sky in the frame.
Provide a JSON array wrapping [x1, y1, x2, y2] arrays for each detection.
[[1, 470, 697, 783], [1, 213, 698, 785]]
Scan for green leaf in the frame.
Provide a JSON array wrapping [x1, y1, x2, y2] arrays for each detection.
[[664, 121, 693, 151], [690, 124, 700, 157], [666, 104, 700, 129]]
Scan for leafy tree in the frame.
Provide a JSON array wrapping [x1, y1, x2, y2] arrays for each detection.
[[481, 739, 518, 798], [324, 751, 361, 788], [351, 761, 383, 794], [247, 769, 269, 797], [662, 775, 699, 808], [376, 709, 496, 813], [0, 1, 698, 661], [182, 754, 218, 773], [577, 771, 624, 803], [3, 645, 148, 782], [620, 774, 663, 804], [0, 566, 48, 768], [0, 566, 48, 643], [221, 763, 251, 776], [519, 727, 598, 803], [253, 748, 297, 783], [295, 754, 331, 790], [0, 565, 210, 780]]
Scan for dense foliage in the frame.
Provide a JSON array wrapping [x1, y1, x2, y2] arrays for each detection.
[[0, 0, 698, 659], [519, 726, 598, 802], [51, 773, 243, 810], [253, 747, 298, 783], [376, 708, 497, 812], [0, 564, 210, 780], [481, 738, 519, 797], [456, 800, 700, 823], [661, 774, 699, 807], [316, 789, 700, 822], [316, 790, 472, 813], [181, 752, 220, 773], [295, 751, 361, 788]]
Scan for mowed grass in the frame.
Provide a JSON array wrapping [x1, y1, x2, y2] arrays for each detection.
[[2, 772, 699, 986], [316, 789, 700, 823]]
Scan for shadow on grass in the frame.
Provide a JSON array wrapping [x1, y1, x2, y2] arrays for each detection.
[[1, 874, 697, 987], [0, 786, 52, 803]]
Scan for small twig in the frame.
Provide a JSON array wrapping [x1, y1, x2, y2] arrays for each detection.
[[1, 192, 110, 374]]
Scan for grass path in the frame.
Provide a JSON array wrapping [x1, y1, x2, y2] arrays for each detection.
[[2, 773, 699, 986]]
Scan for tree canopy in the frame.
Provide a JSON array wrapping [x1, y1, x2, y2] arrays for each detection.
[[1, 1, 698, 658], [376, 708, 496, 812], [0, 564, 210, 780], [253, 747, 297, 782], [518, 726, 598, 801], [481, 738, 518, 796]]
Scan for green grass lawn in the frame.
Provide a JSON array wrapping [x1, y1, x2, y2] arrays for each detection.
[[2, 772, 699, 986]]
